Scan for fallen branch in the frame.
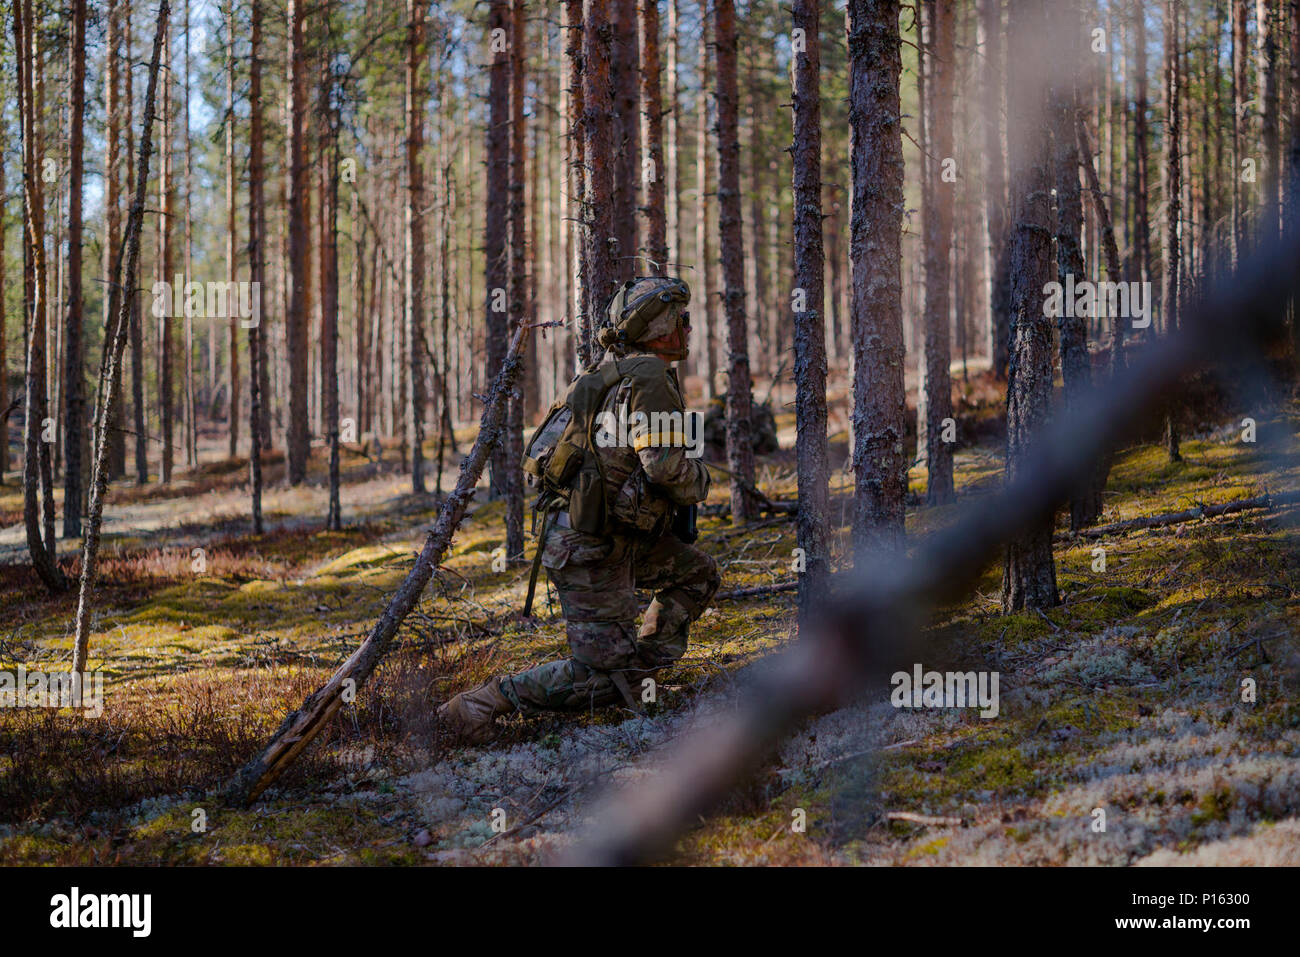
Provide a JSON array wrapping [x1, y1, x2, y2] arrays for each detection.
[[716, 580, 799, 600], [1064, 490, 1300, 540], [884, 811, 964, 828], [224, 327, 529, 806]]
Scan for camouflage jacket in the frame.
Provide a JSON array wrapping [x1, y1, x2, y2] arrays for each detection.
[[591, 352, 710, 535]]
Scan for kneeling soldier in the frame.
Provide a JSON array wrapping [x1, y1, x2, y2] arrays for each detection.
[[439, 277, 719, 743]]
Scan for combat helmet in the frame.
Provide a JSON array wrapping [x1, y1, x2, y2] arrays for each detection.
[[596, 276, 691, 352]]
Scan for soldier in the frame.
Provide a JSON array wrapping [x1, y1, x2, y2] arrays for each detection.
[[438, 277, 720, 743]]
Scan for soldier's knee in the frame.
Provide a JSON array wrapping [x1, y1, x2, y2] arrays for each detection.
[[568, 620, 640, 673]]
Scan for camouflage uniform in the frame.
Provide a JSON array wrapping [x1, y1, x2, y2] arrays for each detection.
[[501, 354, 719, 714], [438, 276, 719, 741]]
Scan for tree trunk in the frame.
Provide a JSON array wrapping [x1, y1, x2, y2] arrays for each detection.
[[640, 0, 667, 274], [920, 0, 955, 506], [847, 0, 907, 557], [791, 0, 830, 616], [611, 0, 640, 270], [714, 0, 758, 523], [666, 0, 682, 266], [979, 0, 1010, 379], [404, 0, 427, 496], [1233, 0, 1248, 263], [159, 19, 174, 484], [104, 0, 127, 480], [1134, 0, 1151, 290], [182, 6, 197, 471], [505, 0, 528, 559], [226, 0, 239, 460], [564, 0, 591, 365], [1052, 4, 1097, 529], [1258, 0, 1281, 242], [582, 0, 618, 333], [286, 0, 310, 485], [15, 0, 66, 593], [1001, 0, 1058, 613], [62, 0, 88, 538], [126, 2, 148, 485], [486, 0, 510, 494], [324, 50, 342, 530], [248, 0, 265, 533], [695, 1, 718, 396], [1162, 0, 1182, 462], [71, 0, 170, 674]]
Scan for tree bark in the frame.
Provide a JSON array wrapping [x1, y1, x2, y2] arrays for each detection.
[[248, 0, 265, 533], [226, 0, 240, 460], [791, 0, 830, 615], [611, 0, 641, 270], [640, 0, 667, 274], [486, 0, 510, 491], [159, 18, 175, 484], [286, 0, 310, 485], [1162, 0, 1182, 462], [405, 0, 428, 496], [582, 0, 618, 335], [695, 0, 717, 395], [506, 0, 528, 558], [714, 0, 758, 524], [323, 41, 342, 530], [14, 0, 66, 593], [847, 0, 907, 557], [62, 0, 88, 538], [920, 0, 955, 506], [1001, 0, 1058, 613], [979, 0, 1010, 379]]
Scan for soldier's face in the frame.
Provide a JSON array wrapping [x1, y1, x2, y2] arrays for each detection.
[[646, 312, 690, 363]]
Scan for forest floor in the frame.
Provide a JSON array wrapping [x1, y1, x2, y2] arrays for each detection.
[[1, 382, 1298, 865]]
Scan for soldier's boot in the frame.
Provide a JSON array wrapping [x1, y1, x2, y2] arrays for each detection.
[[437, 676, 515, 744]]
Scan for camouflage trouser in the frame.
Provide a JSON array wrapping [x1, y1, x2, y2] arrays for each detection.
[[500, 525, 720, 714]]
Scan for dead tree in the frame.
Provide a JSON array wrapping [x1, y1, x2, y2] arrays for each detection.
[[225, 328, 530, 806], [71, 0, 171, 675]]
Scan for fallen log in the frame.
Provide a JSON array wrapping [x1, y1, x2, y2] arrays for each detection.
[[716, 580, 799, 600], [224, 327, 529, 806], [1065, 489, 1300, 540]]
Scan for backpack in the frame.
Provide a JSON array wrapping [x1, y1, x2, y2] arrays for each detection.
[[521, 360, 625, 616], [522, 359, 625, 536]]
